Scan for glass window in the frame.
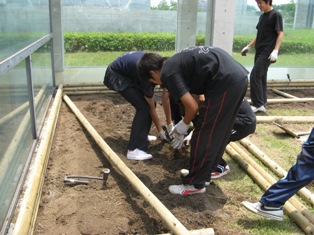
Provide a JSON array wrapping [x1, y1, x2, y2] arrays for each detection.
[[0, 0, 50, 61], [0, 64, 34, 227]]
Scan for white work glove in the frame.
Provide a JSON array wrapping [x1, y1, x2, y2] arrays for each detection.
[[166, 123, 174, 138], [184, 130, 193, 146], [241, 45, 251, 56], [268, 50, 278, 63], [159, 130, 170, 142], [170, 120, 190, 149]]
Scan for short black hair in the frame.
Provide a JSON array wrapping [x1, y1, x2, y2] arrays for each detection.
[[256, 0, 272, 6], [137, 53, 167, 82]]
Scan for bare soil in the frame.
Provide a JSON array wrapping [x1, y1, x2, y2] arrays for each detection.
[[33, 88, 314, 235]]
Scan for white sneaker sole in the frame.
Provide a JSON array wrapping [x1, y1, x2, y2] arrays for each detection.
[[211, 168, 230, 179], [127, 155, 153, 161], [180, 169, 210, 186], [242, 201, 283, 221]]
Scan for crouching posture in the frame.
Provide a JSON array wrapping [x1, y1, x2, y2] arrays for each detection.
[[137, 46, 248, 196]]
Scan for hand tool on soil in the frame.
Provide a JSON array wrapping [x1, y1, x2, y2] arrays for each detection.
[[64, 168, 110, 185], [274, 122, 310, 138], [285, 73, 291, 90]]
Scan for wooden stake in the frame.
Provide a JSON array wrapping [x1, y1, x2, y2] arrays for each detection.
[[256, 116, 314, 123], [62, 94, 194, 235], [12, 85, 63, 235], [272, 89, 299, 98]]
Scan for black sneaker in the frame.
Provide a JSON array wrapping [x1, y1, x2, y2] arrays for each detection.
[[211, 164, 230, 179]]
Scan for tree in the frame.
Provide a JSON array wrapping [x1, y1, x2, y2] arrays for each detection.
[[157, 0, 170, 10], [274, 1, 296, 27]]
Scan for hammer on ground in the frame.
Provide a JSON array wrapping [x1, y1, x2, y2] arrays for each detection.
[[64, 168, 110, 185]]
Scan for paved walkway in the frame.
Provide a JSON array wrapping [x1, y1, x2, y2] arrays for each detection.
[[57, 66, 314, 86]]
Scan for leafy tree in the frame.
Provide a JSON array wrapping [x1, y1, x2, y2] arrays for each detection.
[[169, 0, 177, 10], [157, 0, 170, 10], [274, 1, 296, 27]]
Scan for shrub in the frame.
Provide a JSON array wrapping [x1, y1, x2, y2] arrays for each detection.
[[63, 31, 314, 54]]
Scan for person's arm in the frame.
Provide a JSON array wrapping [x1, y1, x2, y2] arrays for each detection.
[[241, 36, 256, 56], [274, 30, 284, 51], [162, 88, 173, 126], [169, 92, 198, 149], [248, 36, 256, 48], [180, 92, 199, 126], [269, 30, 284, 62], [144, 95, 163, 133]]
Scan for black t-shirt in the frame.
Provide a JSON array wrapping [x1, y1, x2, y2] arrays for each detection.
[[255, 9, 283, 56], [161, 46, 249, 102], [110, 51, 155, 98]]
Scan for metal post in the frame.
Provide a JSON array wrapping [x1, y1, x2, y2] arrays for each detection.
[[26, 56, 38, 139]]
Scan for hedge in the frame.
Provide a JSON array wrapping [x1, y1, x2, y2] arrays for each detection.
[[64, 32, 314, 54]]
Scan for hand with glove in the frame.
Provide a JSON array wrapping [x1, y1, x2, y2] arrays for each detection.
[[241, 45, 251, 56], [268, 50, 278, 63], [170, 120, 190, 149], [166, 122, 174, 139], [184, 130, 193, 146], [159, 130, 171, 142]]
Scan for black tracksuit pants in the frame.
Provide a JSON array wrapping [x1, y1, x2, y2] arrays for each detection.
[[182, 77, 248, 188]]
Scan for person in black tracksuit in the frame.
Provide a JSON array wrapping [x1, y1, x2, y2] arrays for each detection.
[[103, 52, 169, 161], [137, 46, 249, 196], [212, 98, 256, 178], [241, 0, 283, 113], [170, 98, 256, 179]]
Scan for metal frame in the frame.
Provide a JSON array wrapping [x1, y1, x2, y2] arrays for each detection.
[[0, 34, 52, 77]]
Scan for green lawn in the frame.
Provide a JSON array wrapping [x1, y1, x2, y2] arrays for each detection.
[[65, 51, 314, 67]]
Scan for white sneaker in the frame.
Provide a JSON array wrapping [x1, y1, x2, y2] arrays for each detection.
[[242, 201, 283, 221], [169, 184, 206, 196], [180, 169, 211, 186], [147, 135, 157, 141], [251, 105, 266, 113], [127, 148, 153, 160]]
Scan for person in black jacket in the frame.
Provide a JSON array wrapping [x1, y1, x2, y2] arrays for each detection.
[[137, 46, 248, 196], [104, 52, 169, 161]]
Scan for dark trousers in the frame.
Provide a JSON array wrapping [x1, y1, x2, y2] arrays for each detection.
[[120, 87, 152, 151], [260, 128, 314, 208], [250, 54, 271, 108], [182, 78, 248, 188]]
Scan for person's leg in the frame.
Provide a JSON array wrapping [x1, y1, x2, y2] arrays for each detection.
[[120, 87, 151, 151], [182, 78, 247, 188], [260, 128, 314, 207], [242, 128, 314, 220], [250, 54, 270, 108], [262, 72, 268, 107]]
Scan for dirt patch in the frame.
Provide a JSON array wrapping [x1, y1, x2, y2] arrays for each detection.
[[33, 89, 314, 235]]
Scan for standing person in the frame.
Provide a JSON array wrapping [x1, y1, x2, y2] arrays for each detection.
[[137, 46, 248, 196], [241, 0, 283, 113], [103, 51, 169, 161], [242, 127, 314, 221]]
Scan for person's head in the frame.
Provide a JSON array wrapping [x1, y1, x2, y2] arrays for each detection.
[[255, 0, 272, 12], [256, 0, 272, 5], [137, 53, 167, 85]]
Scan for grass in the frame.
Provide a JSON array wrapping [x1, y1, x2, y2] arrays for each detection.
[[214, 122, 312, 235], [65, 51, 314, 67]]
